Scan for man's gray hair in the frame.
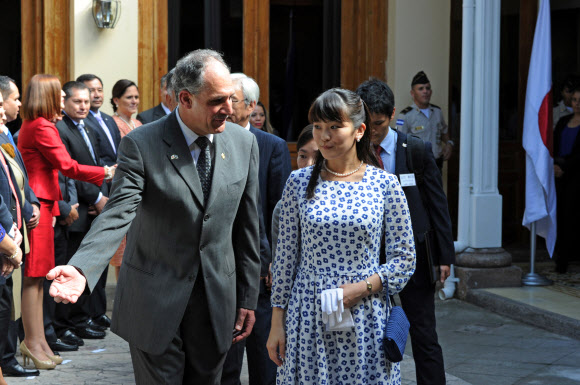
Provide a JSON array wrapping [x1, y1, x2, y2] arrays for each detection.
[[160, 73, 169, 89], [231, 73, 260, 106], [172, 49, 230, 97], [165, 68, 175, 93], [0, 76, 16, 100]]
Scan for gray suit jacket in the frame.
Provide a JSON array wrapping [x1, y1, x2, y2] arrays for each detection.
[[68, 111, 261, 355]]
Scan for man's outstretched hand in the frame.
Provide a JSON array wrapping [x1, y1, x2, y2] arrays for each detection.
[[46, 266, 87, 304]]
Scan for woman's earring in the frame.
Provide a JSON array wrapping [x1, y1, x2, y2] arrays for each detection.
[[356, 138, 361, 142]]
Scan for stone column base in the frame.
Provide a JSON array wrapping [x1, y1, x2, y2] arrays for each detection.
[[453, 248, 522, 300]]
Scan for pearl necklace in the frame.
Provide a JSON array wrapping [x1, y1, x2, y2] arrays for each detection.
[[115, 113, 135, 130], [323, 160, 364, 177]]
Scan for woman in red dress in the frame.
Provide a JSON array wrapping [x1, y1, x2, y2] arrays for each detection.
[[17, 74, 115, 369]]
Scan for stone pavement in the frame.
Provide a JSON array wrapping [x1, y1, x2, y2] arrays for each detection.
[[5, 295, 580, 384], [6, 330, 133, 384]]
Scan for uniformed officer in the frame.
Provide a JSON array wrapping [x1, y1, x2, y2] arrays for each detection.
[[396, 71, 453, 170]]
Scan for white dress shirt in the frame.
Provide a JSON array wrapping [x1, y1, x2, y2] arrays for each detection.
[[377, 128, 398, 174], [161, 103, 171, 116], [175, 108, 214, 165]]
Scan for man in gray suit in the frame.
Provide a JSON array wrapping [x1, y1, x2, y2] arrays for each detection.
[[46, 49, 261, 384]]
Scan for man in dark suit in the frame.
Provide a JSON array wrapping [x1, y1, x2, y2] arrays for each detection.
[[43, 172, 80, 350], [74, 75, 118, 330], [221, 74, 291, 385], [54, 81, 108, 343], [0, 77, 39, 232], [357, 79, 455, 385], [0, 77, 42, 378], [136, 71, 175, 125], [48, 49, 261, 384], [77, 74, 121, 168]]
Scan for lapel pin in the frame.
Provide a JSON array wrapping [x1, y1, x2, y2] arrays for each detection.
[[171, 155, 179, 160], [402, 143, 407, 148], [221, 153, 225, 160]]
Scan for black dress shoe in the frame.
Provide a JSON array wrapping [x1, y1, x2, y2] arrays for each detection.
[[60, 329, 85, 346], [75, 327, 106, 339], [1, 363, 40, 377], [92, 314, 112, 328], [48, 338, 79, 352], [87, 318, 107, 331]]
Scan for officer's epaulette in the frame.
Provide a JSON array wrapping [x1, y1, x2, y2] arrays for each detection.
[[430, 104, 441, 110], [400, 106, 412, 114]]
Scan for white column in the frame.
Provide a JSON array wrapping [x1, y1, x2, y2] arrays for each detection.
[[469, 0, 502, 248], [455, 0, 475, 253]]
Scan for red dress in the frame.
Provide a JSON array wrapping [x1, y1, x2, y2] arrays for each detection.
[[18, 117, 105, 277]]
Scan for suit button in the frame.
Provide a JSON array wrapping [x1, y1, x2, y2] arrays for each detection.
[[188, 275, 194, 282], [204, 214, 210, 221]]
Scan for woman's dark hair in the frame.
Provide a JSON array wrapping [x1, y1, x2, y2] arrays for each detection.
[[256, 101, 275, 134], [110, 79, 138, 112], [296, 124, 314, 151], [305, 88, 380, 199]]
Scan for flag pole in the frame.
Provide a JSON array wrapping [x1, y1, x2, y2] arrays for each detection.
[[522, 221, 552, 286]]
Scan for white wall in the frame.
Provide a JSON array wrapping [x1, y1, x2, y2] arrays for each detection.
[[71, 0, 139, 115], [387, 0, 451, 123]]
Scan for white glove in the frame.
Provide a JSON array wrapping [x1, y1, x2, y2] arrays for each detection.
[[321, 289, 334, 324], [320, 288, 354, 331]]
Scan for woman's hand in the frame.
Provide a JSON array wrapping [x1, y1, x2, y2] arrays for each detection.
[[340, 281, 367, 309], [340, 273, 383, 308], [266, 308, 286, 367], [104, 165, 118, 181], [6, 248, 22, 268], [0, 233, 22, 274], [27, 204, 41, 230]]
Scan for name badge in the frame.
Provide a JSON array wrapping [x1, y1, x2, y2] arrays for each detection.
[[399, 173, 416, 187]]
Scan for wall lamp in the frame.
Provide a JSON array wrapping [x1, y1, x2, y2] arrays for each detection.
[[93, 0, 121, 29]]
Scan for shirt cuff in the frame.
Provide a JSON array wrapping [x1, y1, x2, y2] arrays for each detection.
[[94, 192, 103, 205], [8, 223, 17, 238]]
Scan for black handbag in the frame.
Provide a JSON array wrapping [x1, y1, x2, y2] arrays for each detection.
[[383, 295, 410, 363]]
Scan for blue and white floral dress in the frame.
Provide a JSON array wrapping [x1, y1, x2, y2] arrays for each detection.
[[271, 165, 416, 385]]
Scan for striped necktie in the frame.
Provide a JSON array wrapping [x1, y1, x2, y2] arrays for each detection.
[[78, 121, 97, 164]]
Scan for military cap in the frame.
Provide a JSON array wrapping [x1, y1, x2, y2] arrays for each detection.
[[412, 71, 430, 86]]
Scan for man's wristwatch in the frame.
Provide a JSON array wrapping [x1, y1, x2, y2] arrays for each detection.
[[365, 279, 372, 293]]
